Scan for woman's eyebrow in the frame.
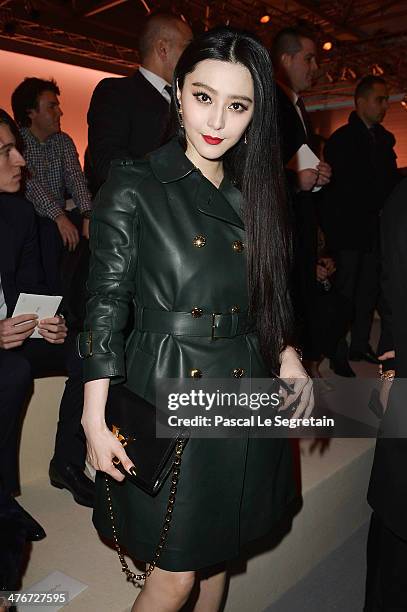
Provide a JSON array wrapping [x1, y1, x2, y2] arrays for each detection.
[[191, 81, 253, 103]]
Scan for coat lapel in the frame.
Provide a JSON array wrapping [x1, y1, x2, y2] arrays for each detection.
[[194, 174, 245, 230], [150, 138, 245, 230]]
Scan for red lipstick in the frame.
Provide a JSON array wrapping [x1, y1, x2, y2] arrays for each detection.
[[202, 135, 223, 145]]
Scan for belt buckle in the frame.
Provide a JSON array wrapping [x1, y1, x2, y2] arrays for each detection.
[[211, 313, 221, 341]]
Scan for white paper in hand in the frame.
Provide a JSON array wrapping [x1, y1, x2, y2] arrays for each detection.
[[287, 143, 320, 172], [12, 293, 63, 338]]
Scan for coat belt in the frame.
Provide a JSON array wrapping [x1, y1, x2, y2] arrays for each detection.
[[136, 307, 254, 339]]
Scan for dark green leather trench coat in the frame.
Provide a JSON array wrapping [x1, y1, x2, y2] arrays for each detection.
[[79, 138, 296, 571]]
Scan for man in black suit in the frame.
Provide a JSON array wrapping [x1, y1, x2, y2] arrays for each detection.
[[271, 28, 332, 376], [0, 110, 93, 541], [365, 177, 407, 610], [87, 12, 192, 192], [322, 76, 400, 372]]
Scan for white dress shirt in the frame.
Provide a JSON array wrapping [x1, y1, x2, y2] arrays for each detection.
[[0, 274, 7, 320], [139, 66, 172, 103], [277, 81, 308, 135], [278, 81, 321, 192]]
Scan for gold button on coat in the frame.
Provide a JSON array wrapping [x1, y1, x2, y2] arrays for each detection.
[[191, 307, 203, 318], [190, 368, 203, 378], [232, 368, 245, 377], [232, 240, 244, 253], [193, 235, 206, 248]]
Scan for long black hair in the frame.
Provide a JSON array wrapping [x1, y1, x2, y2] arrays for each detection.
[[170, 27, 294, 372]]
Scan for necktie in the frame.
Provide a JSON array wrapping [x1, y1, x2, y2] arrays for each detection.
[[164, 84, 173, 100], [296, 96, 313, 143]]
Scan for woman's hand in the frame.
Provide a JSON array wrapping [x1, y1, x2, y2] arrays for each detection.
[[279, 346, 314, 419], [82, 421, 135, 482], [82, 379, 135, 482]]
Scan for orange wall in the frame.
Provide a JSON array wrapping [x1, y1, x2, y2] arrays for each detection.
[[0, 49, 120, 164], [312, 103, 407, 168]]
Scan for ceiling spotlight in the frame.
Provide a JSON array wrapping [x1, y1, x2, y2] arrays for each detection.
[[259, 14, 271, 24], [322, 41, 332, 51], [372, 63, 384, 76]]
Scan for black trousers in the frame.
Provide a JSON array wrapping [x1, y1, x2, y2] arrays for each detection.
[[333, 249, 380, 352], [0, 334, 85, 495], [365, 512, 407, 611]]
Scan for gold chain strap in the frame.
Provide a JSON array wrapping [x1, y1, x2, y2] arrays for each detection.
[[105, 438, 186, 588]]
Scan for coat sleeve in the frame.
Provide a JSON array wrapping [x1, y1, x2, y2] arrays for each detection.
[[87, 78, 132, 190], [78, 161, 146, 382]]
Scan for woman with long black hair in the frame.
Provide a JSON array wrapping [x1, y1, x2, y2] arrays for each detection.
[[79, 26, 313, 611]]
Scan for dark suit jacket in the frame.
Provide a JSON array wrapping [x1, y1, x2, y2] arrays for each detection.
[[322, 111, 400, 252], [367, 178, 407, 540], [0, 193, 48, 316], [276, 85, 310, 166], [276, 85, 321, 356], [87, 70, 170, 193]]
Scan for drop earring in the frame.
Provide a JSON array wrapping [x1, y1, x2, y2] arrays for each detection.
[[177, 105, 184, 128], [244, 132, 248, 145]]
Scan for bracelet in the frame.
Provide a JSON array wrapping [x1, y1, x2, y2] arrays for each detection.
[[380, 369, 395, 381]]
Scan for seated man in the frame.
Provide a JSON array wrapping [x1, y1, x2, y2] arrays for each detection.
[[11, 77, 92, 294], [0, 109, 94, 541]]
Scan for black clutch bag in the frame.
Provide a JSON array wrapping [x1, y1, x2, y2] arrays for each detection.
[[105, 383, 189, 496], [104, 383, 189, 586]]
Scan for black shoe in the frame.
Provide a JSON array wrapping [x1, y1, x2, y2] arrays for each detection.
[[349, 347, 380, 365], [49, 460, 95, 508], [10, 498, 47, 541]]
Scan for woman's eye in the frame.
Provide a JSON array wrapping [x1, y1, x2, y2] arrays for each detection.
[[229, 102, 247, 112], [193, 92, 211, 104]]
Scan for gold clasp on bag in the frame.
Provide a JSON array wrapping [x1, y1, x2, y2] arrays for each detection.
[[112, 424, 129, 447], [111, 425, 136, 471]]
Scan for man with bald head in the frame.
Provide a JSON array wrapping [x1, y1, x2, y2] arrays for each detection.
[[87, 12, 192, 192]]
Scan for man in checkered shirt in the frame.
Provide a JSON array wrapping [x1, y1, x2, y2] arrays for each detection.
[[11, 77, 91, 293]]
